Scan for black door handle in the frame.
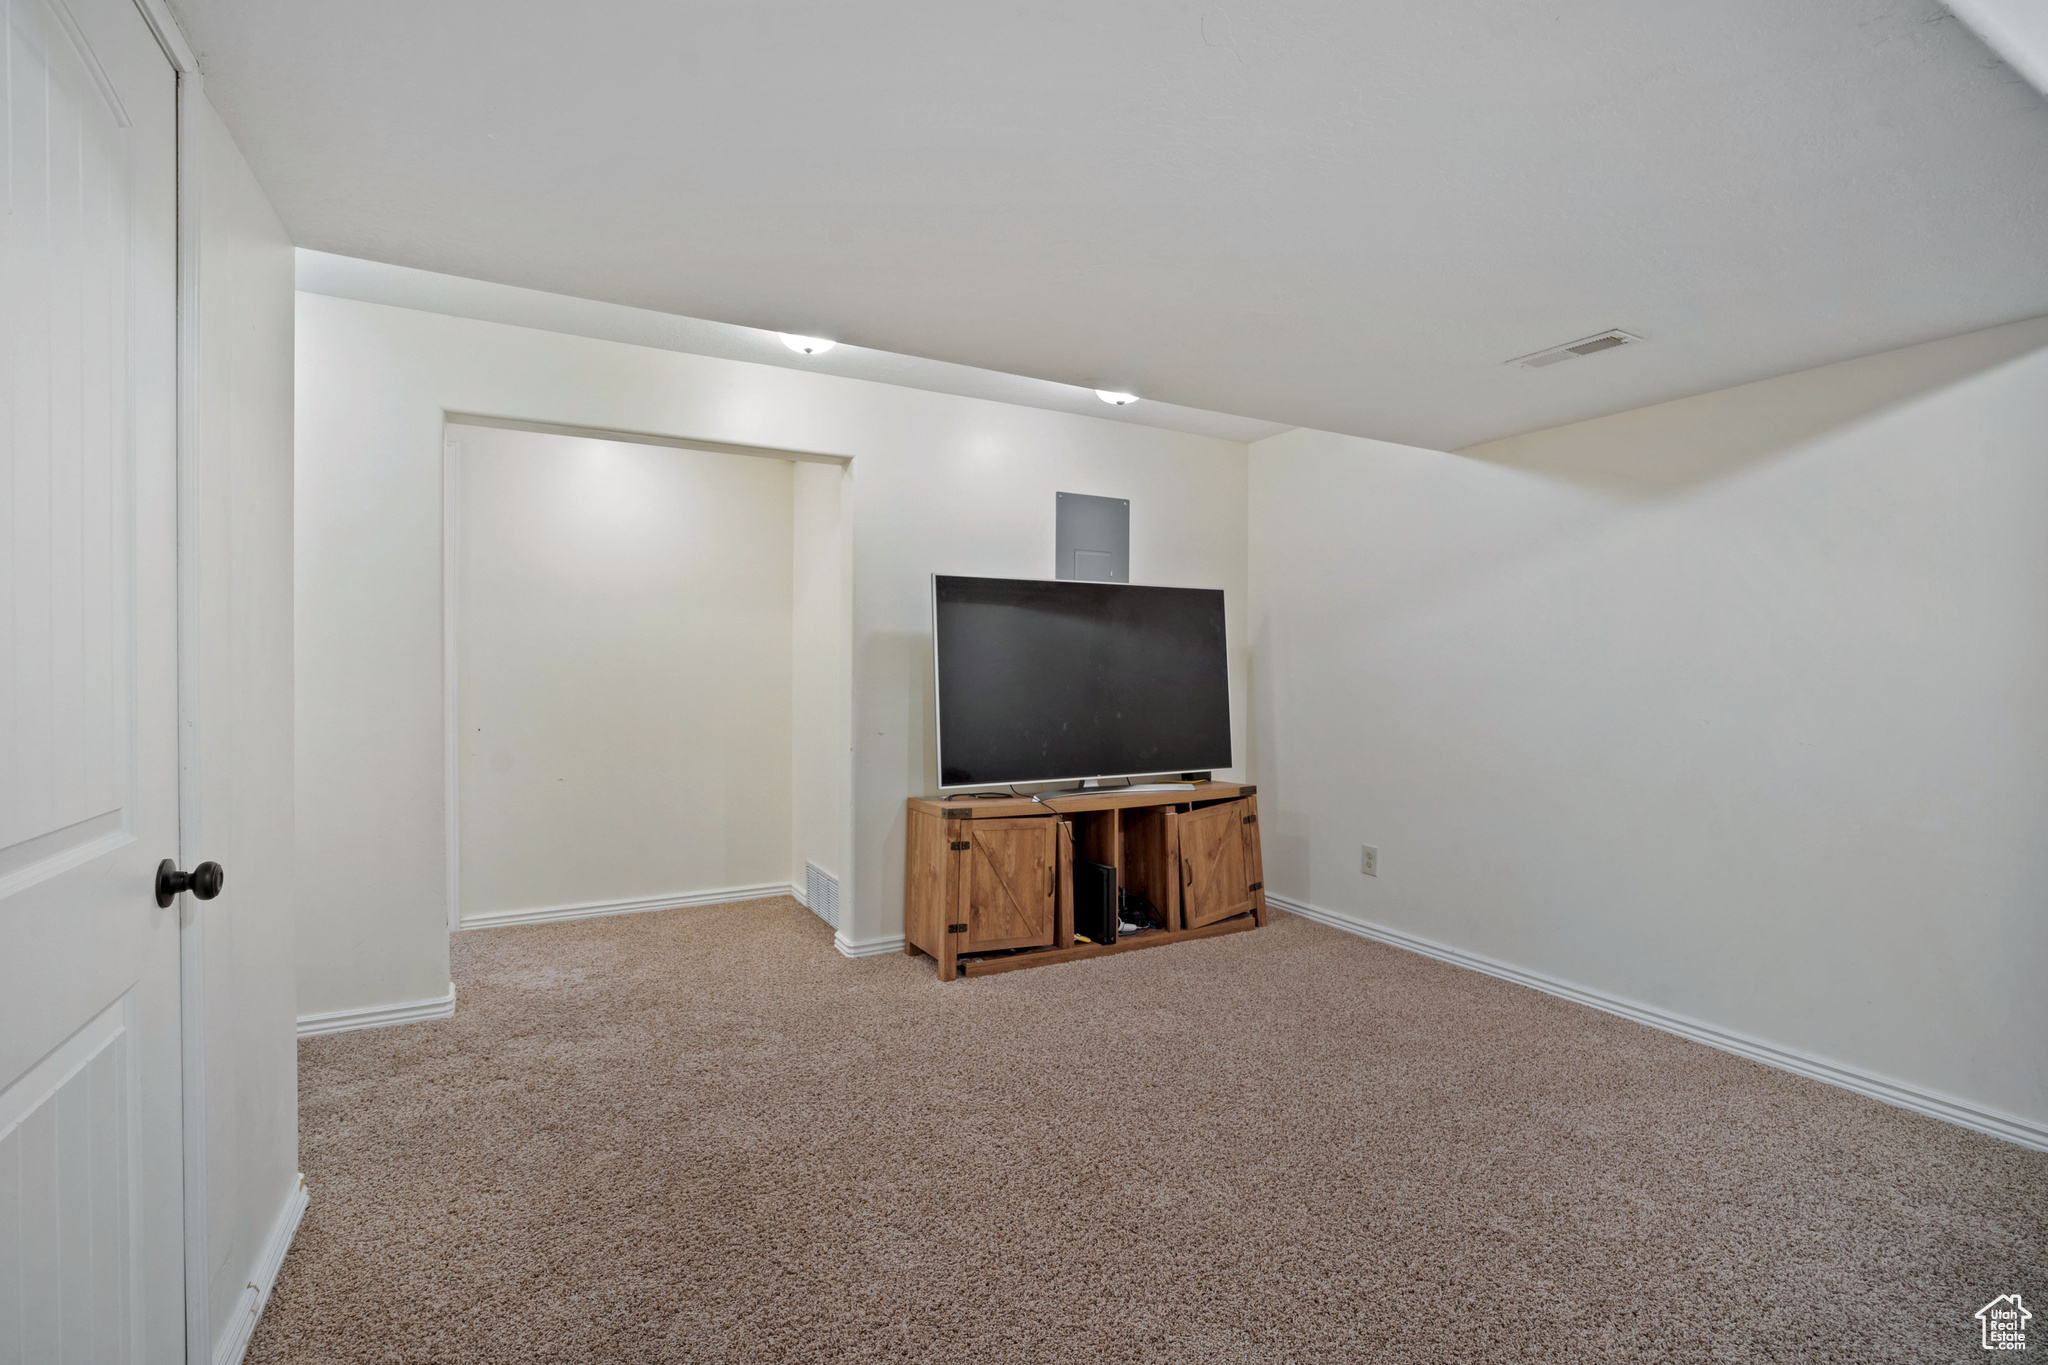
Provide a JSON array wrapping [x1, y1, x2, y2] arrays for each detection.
[[156, 859, 224, 908]]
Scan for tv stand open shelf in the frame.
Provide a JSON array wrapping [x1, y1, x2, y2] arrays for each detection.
[[902, 783, 1267, 981]]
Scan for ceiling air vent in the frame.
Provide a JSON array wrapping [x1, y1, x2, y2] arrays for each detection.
[[1510, 329, 1643, 369]]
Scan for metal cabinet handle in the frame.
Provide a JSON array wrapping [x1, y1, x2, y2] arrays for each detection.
[[1183, 858, 1193, 886]]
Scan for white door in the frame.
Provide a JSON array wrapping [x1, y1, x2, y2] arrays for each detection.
[[0, 0, 185, 1359]]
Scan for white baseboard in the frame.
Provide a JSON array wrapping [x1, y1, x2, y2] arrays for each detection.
[[458, 882, 797, 931], [835, 931, 906, 959], [1269, 893, 2048, 1153], [296, 985, 457, 1039], [211, 1172, 308, 1365]]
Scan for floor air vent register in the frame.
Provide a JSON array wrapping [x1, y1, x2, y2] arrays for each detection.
[[804, 860, 840, 930]]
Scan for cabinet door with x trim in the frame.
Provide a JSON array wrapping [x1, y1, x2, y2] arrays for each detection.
[[1179, 799, 1260, 929], [961, 818, 1059, 952]]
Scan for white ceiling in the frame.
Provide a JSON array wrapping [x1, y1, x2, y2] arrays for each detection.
[[174, 0, 2048, 450]]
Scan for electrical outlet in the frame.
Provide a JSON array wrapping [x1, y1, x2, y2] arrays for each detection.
[[1361, 844, 1378, 877]]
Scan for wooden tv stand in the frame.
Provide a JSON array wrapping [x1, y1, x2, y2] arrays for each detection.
[[903, 783, 1267, 981]]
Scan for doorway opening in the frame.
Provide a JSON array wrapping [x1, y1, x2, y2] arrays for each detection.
[[441, 417, 851, 937]]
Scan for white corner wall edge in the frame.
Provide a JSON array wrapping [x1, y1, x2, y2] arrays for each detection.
[[1268, 894, 2048, 1153], [1944, 0, 2048, 98], [835, 932, 907, 959], [296, 985, 457, 1039], [210, 1172, 308, 1365], [458, 883, 800, 932]]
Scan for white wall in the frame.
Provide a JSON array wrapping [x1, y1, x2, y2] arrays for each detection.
[[791, 460, 851, 909], [1249, 315, 2048, 1137], [451, 424, 794, 920], [295, 291, 1247, 1013], [191, 96, 300, 1356]]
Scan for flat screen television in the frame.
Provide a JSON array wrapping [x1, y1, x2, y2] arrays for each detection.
[[932, 575, 1231, 789]]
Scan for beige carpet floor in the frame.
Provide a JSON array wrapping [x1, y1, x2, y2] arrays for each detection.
[[247, 897, 2045, 1363]]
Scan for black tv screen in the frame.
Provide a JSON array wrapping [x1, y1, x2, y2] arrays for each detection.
[[932, 575, 1232, 788]]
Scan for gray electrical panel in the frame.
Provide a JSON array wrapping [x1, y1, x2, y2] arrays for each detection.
[[1055, 492, 1129, 582]]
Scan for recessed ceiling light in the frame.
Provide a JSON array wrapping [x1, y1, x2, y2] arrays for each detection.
[[1095, 390, 1139, 406], [779, 334, 836, 356]]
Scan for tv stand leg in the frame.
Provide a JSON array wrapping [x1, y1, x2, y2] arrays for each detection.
[[1246, 795, 1269, 927], [940, 819, 966, 980]]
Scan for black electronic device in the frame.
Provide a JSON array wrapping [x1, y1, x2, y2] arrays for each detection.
[[1072, 858, 1119, 944], [1119, 889, 1160, 933], [931, 575, 1232, 788]]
